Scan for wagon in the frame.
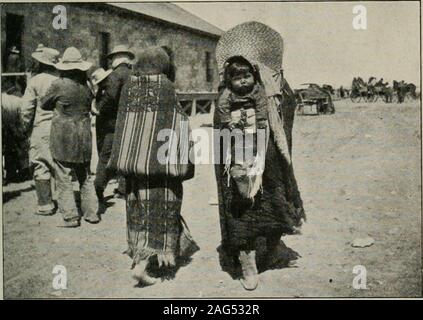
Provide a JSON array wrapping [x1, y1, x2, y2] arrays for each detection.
[[295, 83, 335, 115]]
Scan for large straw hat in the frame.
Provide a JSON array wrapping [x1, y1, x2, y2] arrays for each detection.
[[91, 68, 112, 85], [107, 45, 135, 59], [216, 21, 284, 73], [31, 44, 60, 66], [56, 47, 92, 71]]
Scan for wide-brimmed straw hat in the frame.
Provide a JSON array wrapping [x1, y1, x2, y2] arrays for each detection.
[[91, 68, 112, 85], [31, 44, 60, 66], [216, 21, 284, 73], [56, 47, 92, 71], [107, 45, 135, 59]]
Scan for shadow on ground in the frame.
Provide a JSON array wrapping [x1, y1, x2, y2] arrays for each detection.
[[3, 185, 34, 203], [217, 239, 300, 280]]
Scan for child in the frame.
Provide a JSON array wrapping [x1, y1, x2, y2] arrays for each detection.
[[218, 58, 268, 200], [218, 59, 268, 132]]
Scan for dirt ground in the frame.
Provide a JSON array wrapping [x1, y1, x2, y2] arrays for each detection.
[[2, 99, 422, 298]]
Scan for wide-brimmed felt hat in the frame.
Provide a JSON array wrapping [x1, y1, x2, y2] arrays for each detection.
[[56, 47, 92, 71], [31, 44, 60, 66], [107, 45, 135, 59], [216, 21, 284, 74], [91, 68, 112, 85]]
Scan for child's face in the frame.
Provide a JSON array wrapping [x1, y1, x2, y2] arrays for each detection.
[[230, 71, 255, 94]]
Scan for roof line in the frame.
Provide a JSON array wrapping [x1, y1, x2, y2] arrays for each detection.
[[106, 3, 222, 39]]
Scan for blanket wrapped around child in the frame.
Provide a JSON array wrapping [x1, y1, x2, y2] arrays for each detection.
[[214, 21, 305, 264]]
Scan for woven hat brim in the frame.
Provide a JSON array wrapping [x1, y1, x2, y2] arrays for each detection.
[[31, 52, 57, 66], [107, 50, 135, 59], [216, 21, 284, 74], [92, 69, 113, 85], [56, 61, 93, 71]]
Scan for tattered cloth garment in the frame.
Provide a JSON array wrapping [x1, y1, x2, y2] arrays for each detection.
[[125, 177, 199, 267]]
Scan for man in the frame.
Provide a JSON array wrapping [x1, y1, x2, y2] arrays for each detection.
[[1, 92, 28, 184], [41, 46, 98, 227], [6, 46, 22, 73], [94, 45, 134, 206], [20, 44, 60, 215], [4, 46, 24, 96]]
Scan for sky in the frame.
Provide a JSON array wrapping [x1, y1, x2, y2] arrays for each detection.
[[177, 1, 420, 88]]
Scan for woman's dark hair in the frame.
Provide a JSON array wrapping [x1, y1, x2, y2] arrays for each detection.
[[134, 46, 174, 81], [226, 62, 253, 79]]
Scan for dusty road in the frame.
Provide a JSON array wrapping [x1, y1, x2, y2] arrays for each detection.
[[2, 99, 421, 298]]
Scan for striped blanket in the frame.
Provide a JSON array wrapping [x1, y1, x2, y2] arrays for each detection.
[[108, 74, 194, 180]]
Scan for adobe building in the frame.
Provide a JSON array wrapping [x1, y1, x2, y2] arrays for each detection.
[[1, 2, 223, 94]]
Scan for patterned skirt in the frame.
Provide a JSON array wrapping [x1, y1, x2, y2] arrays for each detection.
[[125, 177, 199, 268]]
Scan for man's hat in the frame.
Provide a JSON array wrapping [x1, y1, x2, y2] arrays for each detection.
[[56, 47, 92, 71], [107, 45, 135, 59], [10, 46, 20, 54], [31, 44, 60, 66], [91, 68, 112, 85]]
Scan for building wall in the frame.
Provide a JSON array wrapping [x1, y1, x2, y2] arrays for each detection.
[[1, 3, 219, 92]]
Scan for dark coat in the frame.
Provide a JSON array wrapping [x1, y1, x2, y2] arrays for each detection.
[[41, 77, 93, 163], [96, 63, 131, 134]]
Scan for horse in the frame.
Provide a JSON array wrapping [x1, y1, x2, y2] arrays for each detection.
[[1, 93, 30, 184], [393, 81, 417, 103], [373, 82, 393, 103], [350, 77, 369, 102]]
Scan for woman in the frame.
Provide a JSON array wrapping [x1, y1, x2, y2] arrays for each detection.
[[21, 44, 59, 215], [110, 47, 199, 285], [41, 47, 99, 227], [214, 21, 306, 291], [94, 45, 134, 203]]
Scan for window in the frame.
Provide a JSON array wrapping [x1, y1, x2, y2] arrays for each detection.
[[205, 51, 213, 83], [99, 32, 110, 69]]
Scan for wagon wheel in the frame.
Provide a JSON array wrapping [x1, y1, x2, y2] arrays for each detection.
[[296, 103, 305, 115], [371, 92, 378, 102], [392, 93, 398, 103], [382, 91, 392, 103], [382, 93, 389, 103], [316, 101, 323, 115], [405, 92, 414, 102], [296, 94, 305, 115], [350, 92, 360, 103], [371, 94, 379, 103]]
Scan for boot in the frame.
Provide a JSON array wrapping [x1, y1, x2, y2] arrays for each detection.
[[95, 187, 107, 215], [239, 250, 258, 290], [95, 186, 105, 203], [34, 180, 55, 215]]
